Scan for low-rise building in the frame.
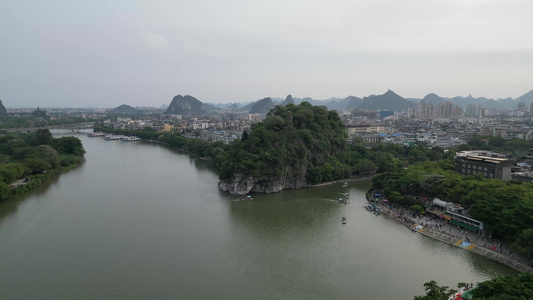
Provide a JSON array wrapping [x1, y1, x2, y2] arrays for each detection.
[[455, 151, 513, 181]]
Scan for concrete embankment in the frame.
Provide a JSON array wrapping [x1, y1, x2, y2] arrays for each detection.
[[384, 210, 533, 273]]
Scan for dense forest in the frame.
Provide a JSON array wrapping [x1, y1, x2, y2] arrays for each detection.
[[372, 159, 533, 258], [0, 129, 85, 201]]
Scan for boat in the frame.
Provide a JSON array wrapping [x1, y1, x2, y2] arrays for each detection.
[[342, 182, 348, 187], [342, 217, 346, 224], [344, 192, 349, 199], [87, 132, 105, 137], [104, 134, 125, 141], [123, 136, 141, 142]]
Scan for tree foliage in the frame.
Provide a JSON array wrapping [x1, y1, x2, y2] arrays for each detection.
[[217, 103, 445, 185], [471, 273, 533, 300], [376, 159, 533, 257], [413, 280, 456, 300], [416, 275, 533, 300], [0, 130, 85, 201], [218, 103, 348, 181]]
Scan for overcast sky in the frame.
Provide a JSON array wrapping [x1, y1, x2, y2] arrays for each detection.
[[2, 0, 532, 108]]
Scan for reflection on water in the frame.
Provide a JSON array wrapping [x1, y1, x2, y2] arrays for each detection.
[[0, 131, 518, 300]]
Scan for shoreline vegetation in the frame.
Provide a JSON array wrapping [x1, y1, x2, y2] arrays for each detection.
[[0, 129, 85, 202]]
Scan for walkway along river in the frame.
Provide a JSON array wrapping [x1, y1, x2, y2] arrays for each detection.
[[0, 130, 518, 300], [368, 193, 533, 274]]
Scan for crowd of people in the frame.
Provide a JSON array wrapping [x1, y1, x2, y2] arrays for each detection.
[[373, 197, 533, 268]]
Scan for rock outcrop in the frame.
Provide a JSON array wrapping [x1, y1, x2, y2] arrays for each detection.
[[218, 147, 308, 196], [219, 163, 308, 196], [0, 99, 7, 115], [165, 95, 207, 115]]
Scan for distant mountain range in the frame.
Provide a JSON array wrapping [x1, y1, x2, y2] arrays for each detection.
[[161, 89, 533, 116], [218, 90, 533, 112]]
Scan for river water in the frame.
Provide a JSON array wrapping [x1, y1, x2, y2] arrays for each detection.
[[0, 130, 516, 300]]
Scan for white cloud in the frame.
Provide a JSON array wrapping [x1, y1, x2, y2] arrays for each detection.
[[139, 30, 170, 51]]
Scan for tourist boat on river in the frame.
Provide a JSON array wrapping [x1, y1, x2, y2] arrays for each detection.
[[342, 182, 348, 187], [123, 136, 141, 142], [104, 134, 123, 140], [87, 132, 105, 137], [342, 217, 346, 224]]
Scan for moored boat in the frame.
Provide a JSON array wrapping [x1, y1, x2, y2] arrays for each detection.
[[123, 136, 141, 142], [87, 132, 105, 137]]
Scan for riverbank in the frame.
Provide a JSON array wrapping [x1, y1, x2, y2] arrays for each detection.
[[4, 160, 84, 202], [367, 193, 533, 274], [306, 176, 374, 188]]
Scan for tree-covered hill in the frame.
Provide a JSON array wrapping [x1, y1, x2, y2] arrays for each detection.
[[218, 102, 347, 195], [217, 103, 445, 195]]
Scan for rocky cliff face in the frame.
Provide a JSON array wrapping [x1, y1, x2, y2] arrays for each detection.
[[0, 99, 7, 115], [218, 161, 308, 196]]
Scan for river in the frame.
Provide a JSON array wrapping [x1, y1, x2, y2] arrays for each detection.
[[0, 130, 516, 300]]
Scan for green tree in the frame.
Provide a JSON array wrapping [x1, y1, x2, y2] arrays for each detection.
[[419, 174, 445, 197], [35, 129, 53, 145], [0, 181, 9, 201], [471, 273, 533, 300], [511, 228, 533, 257], [51, 136, 85, 156], [36, 145, 58, 158], [25, 157, 53, 174], [414, 280, 456, 300]]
